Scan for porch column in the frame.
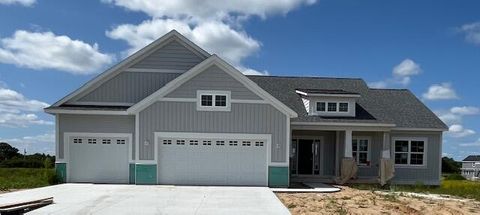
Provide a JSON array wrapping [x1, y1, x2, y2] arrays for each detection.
[[344, 129, 353, 158], [382, 132, 391, 158]]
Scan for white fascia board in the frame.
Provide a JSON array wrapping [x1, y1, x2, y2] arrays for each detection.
[[128, 55, 298, 118], [291, 121, 396, 127], [45, 109, 129, 115], [51, 30, 210, 107], [295, 90, 360, 98]]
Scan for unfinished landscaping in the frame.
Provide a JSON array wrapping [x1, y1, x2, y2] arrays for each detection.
[[277, 186, 480, 215]]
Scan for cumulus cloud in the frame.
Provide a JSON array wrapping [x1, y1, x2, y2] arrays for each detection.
[[0, 0, 35, 6], [0, 85, 52, 127], [422, 83, 458, 100], [0, 132, 55, 155], [435, 106, 479, 125], [0, 30, 114, 74], [459, 138, 480, 147], [459, 22, 480, 46], [368, 59, 421, 88], [447, 124, 476, 138], [450, 106, 480, 115], [104, 0, 316, 76], [102, 0, 316, 21]]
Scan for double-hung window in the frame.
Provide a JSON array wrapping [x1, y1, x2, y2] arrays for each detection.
[[352, 137, 370, 166], [197, 90, 231, 111], [394, 138, 427, 166]]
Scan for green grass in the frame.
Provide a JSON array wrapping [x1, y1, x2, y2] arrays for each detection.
[[352, 179, 480, 201], [0, 168, 58, 190]]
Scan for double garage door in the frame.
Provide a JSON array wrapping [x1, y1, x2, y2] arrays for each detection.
[[68, 135, 130, 183], [157, 133, 269, 186]]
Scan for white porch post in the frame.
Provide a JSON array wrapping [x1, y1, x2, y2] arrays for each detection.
[[382, 132, 391, 158], [344, 129, 353, 158]]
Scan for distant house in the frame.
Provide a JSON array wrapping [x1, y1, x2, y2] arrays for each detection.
[[461, 155, 480, 180], [45, 30, 447, 187]]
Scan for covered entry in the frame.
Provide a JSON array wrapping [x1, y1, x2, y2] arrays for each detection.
[[155, 132, 270, 186]]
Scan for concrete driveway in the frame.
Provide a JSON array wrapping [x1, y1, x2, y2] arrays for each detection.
[[0, 184, 290, 215]]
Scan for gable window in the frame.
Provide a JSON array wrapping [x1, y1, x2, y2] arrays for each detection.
[[316, 102, 326, 112], [394, 138, 426, 166], [339, 103, 349, 112], [327, 102, 337, 112], [197, 90, 231, 111], [352, 137, 370, 166]]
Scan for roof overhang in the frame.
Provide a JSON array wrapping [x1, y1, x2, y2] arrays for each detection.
[[295, 90, 361, 98], [44, 108, 129, 115], [391, 127, 448, 132]]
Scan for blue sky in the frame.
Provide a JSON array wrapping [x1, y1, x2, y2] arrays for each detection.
[[0, 0, 478, 160]]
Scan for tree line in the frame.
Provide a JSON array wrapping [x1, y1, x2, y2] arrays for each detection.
[[0, 142, 55, 168]]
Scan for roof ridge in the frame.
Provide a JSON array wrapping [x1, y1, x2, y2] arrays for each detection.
[[369, 88, 409, 91], [246, 75, 363, 80]]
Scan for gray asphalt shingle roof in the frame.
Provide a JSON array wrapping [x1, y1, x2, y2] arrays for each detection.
[[463, 155, 480, 162], [248, 75, 447, 129]]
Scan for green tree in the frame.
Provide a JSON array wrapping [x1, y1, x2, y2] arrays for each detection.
[[0, 142, 20, 161], [442, 156, 461, 174]]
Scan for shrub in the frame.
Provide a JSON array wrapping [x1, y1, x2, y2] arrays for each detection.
[[444, 174, 466, 181]]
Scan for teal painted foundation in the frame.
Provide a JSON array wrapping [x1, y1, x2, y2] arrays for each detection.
[[129, 163, 136, 184], [135, 164, 157, 185], [55, 163, 67, 183], [269, 166, 289, 187]]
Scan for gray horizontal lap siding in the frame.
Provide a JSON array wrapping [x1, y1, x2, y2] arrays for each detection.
[[57, 114, 135, 160], [75, 72, 180, 103], [139, 101, 287, 162], [390, 131, 441, 185], [130, 40, 204, 70], [166, 65, 262, 100], [462, 162, 478, 169]]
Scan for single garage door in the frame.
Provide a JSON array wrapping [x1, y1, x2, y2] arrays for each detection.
[[68, 135, 129, 183], [157, 132, 269, 186]]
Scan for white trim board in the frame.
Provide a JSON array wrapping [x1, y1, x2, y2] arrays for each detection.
[[45, 109, 129, 115], [127, 55, 297, 118], [50, 30, 210, 107], [62, 132, 134, 182], [124, 68, 185, 74]]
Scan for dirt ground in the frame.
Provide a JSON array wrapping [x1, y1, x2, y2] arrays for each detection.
[[276, 186, 480, 215]]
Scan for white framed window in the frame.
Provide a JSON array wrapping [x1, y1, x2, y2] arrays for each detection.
[[393, 137, 427, 167], [315, 101, 350, 113], [197, 90, 231, 111], [216, 140, 225, 146], [73, 138, 83, 144], [87, 138, 97, 144], [316, 102, 326, 112], [339, 102, 349, 112], [102, 139, 111, 145], [352, 137, 371, 166], [116, 139, 126, 145], [327, 102, 337, 112], [176, 140, 185, 145], [162, 139, 172, 145]]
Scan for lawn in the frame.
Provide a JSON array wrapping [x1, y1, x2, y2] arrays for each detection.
[[353, 179, 480, 201], [0, 168, 57, 190]]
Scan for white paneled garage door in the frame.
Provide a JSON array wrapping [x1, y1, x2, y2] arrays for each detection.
[[67, 133, 130, 183], [156, 132, 269, 186]]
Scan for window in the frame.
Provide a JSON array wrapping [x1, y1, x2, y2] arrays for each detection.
[[202, 140, 212, 146], [216, 140, 225, 146], [73, 138, 82, 144], [189, 140, 199, 145], [242, 141, 251, 146], [316, 102, 326, 112], [117, 139, 126, 145], [339, 103, 349, 112], [88, 138, 97, 144], [176, 140, 185, 145], [229, 140, 238, 146], [162, 139, 172, 145], [102, 139, 111, 145], [255, 141, 264, 147], [327, 102, 337, 112], [197, 91, 231, 111], [352, 137, 370, 166], [394, 138, 426, 166]]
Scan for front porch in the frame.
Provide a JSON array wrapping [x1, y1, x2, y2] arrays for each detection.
[[289, 126, 393, 185]]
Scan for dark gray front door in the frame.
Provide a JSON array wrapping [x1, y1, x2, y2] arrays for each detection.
[[298, 139, 313, 174]]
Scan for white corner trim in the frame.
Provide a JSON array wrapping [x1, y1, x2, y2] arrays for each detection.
[[51, 30, 209, 107], [124, 68, 185, 74], [127, 55, 298, 118], [55, 114, 60, 162], [45, 109, 129, 115]]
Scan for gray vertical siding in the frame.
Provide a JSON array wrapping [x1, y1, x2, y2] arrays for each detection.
[[166, 65, 262, 100], [58, 114, 135, 160], [130, 40, 204, 70], [352, 131, 383, 178], [389, 131, 442, 185], [139, 101, 287, 162], [73, 72, 180, 103]]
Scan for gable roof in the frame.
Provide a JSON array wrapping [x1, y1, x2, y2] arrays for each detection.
[[49, 30, 210, 107], [463, 155, 480, 162], [248, 75, 448, 130], [128, 55, 298, 118]]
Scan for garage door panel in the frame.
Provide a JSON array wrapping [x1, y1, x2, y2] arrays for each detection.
[[157, 136, 268, 186]]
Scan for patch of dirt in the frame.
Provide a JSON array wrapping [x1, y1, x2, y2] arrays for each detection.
[[276, 186, 480, 215]]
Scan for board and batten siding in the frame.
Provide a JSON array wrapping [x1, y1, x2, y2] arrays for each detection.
[[165, 65, 262, 100], [130, 40, 205, 70], [139, 101, 287, 163], [389, 131, 442, 185], [73, 72, 180, 104], [57, 114, 135, 161], [352, 131, 383, 178]]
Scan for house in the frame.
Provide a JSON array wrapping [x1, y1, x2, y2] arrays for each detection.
[[461, 155, 480, 180], [45, 30, 448, 187]]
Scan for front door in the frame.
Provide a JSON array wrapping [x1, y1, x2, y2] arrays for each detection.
[[298, 139, 313, 174]]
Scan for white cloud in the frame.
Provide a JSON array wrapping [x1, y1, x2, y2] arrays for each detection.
[[102, 0, 316, 21], [0, 132, 55, 155], [0, 85, 52, 127], [422, 83, 458, 100], [436, 111, 462, 125], [368, 59, 421, 88], [459, 22, 480, 46], [459, 138, 480, 147], [0, 0, 35, 6], [447, 124, 476, 138], [450, 106, 480, 115], [435, 106, 479, 126], [0, 30, 114, 75]]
